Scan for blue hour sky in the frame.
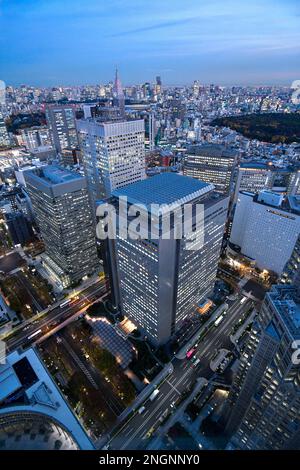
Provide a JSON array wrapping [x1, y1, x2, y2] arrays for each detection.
[[0, 0, 299, 87]]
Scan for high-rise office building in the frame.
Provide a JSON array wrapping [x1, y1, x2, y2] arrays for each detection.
[[45, 105, 78, 153], [230, 191, 300, 275], [281, 234, 300, 286], [184, 144, 237, 195], [107, 173, 229, 345], [77, 118, 146, 211], [233, 162, 272, 203], [234, 163, 300, 203], [0, 112, 10, 147], [192, 80, 200, 97], [25, 166, 98, 288], [288, 167, 300, 196], [21, 126, 51, 150], [155, 76, 162, 96], [226, 283, 300, 449], [4, 211, 33, 246], [112, 68, 125, 117]]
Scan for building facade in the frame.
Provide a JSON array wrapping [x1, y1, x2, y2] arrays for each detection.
[[226, 283, 300, 450], [106, 173, 229, 345], [45, 105, 78, 153], [25, 166, 98, 288], [230, 191, 300, 275], [77, 118, 146, 212], [281, 234, 300, 287], [184, 144, 237, 195], [0, 112, 10, 147]]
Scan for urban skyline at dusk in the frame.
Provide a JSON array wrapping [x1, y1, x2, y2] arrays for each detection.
[[0, 0, 300, 461], [1, 0, 300, 87]]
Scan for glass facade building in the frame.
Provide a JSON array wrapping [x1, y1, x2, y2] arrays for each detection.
[[108, 173, 229, 345]]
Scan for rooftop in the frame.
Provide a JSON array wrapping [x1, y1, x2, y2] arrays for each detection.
[[240, 162, 269, 169], [187, 143, 237, 159], [41, 166, 82, 185], [269, 284, 300, 335], [240, 190, 300, 216], [0, 349, 93, 450], [112, 173, 213, 212]]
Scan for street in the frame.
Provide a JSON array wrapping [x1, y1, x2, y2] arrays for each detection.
[[106, 295, 253, 450], [4, 279, 109, 352]]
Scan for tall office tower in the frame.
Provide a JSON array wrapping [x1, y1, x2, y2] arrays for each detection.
[[21, 126, 51, 150], [77, 118, 146, 211], [281, 234, 300, 286], [226, 283, 300, 449], [184, 144, 237, 195], [25, 166, 98, 288], [45, 104, 78, 153], [233, 163, 272, 203], [288, 167, 300, 195], [230, 191, 300, 275], [4, 211, 33, 246], [155, 76, 162, 96], [192, 80, 200, 97], [107, 173, 229, 346], [148, 112, 155, 151], [142, 82, 151, 100], [0, 112, 10, 147], [112, 68, 125, 117]]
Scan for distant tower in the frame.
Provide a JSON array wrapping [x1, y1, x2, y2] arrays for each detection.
[[112, 68, 125, 117], [149, 112, 155, 151]]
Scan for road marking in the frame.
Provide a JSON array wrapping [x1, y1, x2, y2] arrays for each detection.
[[166, 379, 181, 395], [117, 368, 192, 449]]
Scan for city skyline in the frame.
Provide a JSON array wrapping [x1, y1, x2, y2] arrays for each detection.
[[1, 0, 300, 87]]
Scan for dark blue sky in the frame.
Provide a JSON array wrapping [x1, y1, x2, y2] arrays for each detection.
[[0, 0, 299, 87]]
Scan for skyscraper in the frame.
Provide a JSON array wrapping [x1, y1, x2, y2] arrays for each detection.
[[230, 191, 300, 275], [0, 112, 10, 147], [226, 283, 300, 450], [45, 104, 78, 153], [77, 118, 146, 212], [25, 166, 98, 288], [233, 163, 300, 203], [4, 211, 33, 246], [281, 234, 300, 286], [106, 173, 229, 345], [112, 68, 125, 117], [233, 162, 272, 203], [184, 144, 237, 195]]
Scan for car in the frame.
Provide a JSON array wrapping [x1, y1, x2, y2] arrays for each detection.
[[146, 427, 155, 438], [138, 406, 146, 414]]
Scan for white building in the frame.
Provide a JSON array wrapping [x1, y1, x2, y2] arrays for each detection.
[[230, 190, 300, 275], [77, 118, 146, 210], [233, 163, 272, 203], [0, 349, 93, 450]]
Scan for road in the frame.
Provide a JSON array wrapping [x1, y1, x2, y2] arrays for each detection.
[[4, 279, 109, 353], [106, 295, 253, 450]]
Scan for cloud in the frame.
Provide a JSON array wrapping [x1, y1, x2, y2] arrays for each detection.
[[107, 17, 196, 37]]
